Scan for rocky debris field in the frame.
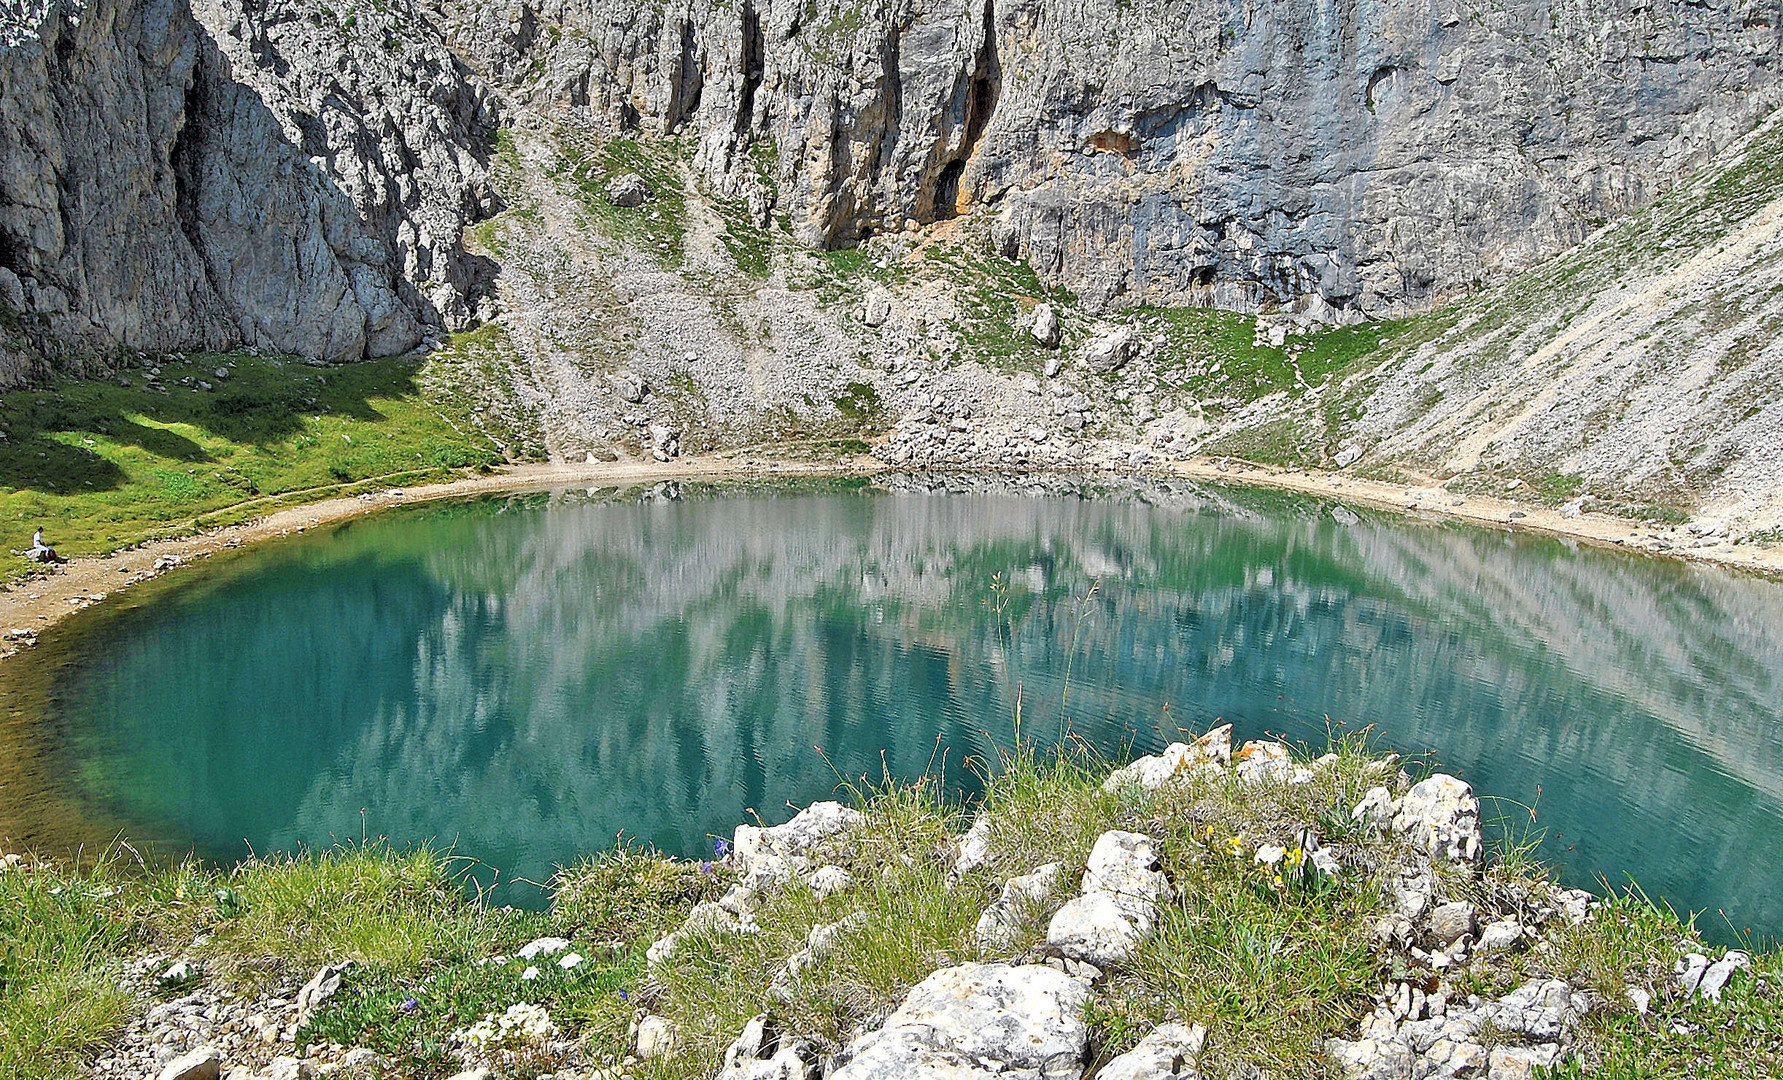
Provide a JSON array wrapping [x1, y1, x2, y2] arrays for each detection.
[[5, 0, 1783, 542], [49, 725, 1774, 1080], [441, 97, 1783, 537]]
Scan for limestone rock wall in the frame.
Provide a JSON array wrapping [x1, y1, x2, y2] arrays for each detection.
[[0, 0, 498, 382], [2, 0, 1778, 380], [470, 0, 1782, 317]]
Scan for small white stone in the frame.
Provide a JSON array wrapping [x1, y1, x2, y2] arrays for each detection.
[[517, 937, 571, 960]]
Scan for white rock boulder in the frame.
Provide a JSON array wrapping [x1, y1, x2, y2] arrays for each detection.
[[863, 292, 893, 327], [733, 801, 865, 885], [156, 1048, 222, 1080], [635, 1014, 680, 1059], [1081, 328, 1134, 373], [1101, 725, 1231, 793], [1096, 1022, 1206, 1080], [295, 964, 346, 1024], [1047, 892, 1152, 968], [952, 814, 994, 877], [1233, 740, 1293, 784], [830, 963, 1090, 1080], [1081, 831, 1171, 913], [1046, 830, 1171, 966], [975, 862, 1065, 951], [604, 172, 651, 207], [1351, 786, 1395, 833], [1393, 774, 1483, 865]]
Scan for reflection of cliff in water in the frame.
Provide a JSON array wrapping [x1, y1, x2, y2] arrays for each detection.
[[35, 475, 1783, 935]]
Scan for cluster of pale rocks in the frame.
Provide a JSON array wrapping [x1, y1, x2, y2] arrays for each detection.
[[869, 313, 1203, 473], [612, 726, 1725, 1080], [118, 728, 1756, 1080], [93, 960, 399, 1080]]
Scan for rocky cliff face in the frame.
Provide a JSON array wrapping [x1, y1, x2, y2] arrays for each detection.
[[4, 0, 1780, 524], [0, 0, 498, 383], [465, 0, 1780, 317]]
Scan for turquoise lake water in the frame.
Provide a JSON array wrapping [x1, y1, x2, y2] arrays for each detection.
[[9, 475, 1783, 941]]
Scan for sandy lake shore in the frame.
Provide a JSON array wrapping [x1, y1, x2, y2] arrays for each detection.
[[3, 454, 1778, 659]]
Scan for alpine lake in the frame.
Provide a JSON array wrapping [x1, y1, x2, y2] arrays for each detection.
[[4, 474, 1781, 944]]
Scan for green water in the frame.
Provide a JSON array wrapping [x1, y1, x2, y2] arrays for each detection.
[[10, 475, 1783, 940]]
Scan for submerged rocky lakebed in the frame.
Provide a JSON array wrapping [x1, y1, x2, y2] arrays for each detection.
[[3, 473, 1780, 942]]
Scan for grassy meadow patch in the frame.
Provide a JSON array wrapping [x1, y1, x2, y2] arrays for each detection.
[[0, 351, 503, 580]]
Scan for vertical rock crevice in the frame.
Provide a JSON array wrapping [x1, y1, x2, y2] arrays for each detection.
[[869, 26, 902, 189], [735, 0, 763, 137], [930, 0, 1000, 222], [667, 18, 703, 132], [168, 64, 227, 323]]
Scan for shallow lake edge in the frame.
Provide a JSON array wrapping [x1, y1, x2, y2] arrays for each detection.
[[6, 453, 1780, 664]]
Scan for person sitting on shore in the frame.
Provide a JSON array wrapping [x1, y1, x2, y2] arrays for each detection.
[[26, 527, 61, 564]]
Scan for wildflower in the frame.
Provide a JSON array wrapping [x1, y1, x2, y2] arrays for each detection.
[[714, 837, 731, 857], [699, 860, 714, 874], [454, 1002, 558, 1052], [1227, 834, 1245, 858], [400, 997, 418, 1013], [618, 988, 629, 1001]]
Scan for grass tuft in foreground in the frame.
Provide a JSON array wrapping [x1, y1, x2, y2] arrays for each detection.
[[2, 739, 1780, 1078], [0, 855, 136, 1080]]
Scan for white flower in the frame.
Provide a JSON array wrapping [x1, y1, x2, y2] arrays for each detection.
[[453, 1002, 558, 1051]]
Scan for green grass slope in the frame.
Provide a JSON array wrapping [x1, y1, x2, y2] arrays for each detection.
[[0, 350, 512, 581], [1197, 108, 1783, 529]]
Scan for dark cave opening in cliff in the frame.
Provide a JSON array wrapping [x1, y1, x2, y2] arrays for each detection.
[[0, 230, 21, 278], [927, 0, 1001, 222], [933, 159, 968, 221], [736, 1, 764, 137]]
